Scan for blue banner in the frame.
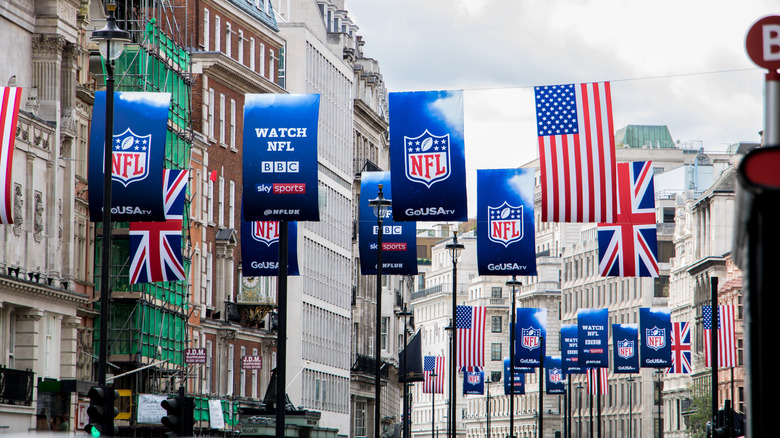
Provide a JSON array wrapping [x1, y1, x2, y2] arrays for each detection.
[[640, 307, 672, 368], [242, 94, 320, 222], [476, 168, 537, 276], [578, 308, 609, 368], [359, 172, 419, 276], [88, 92, 170, 222], [612, 324, 639, 374], [389, 90, 467, 222], [545, 356, 566, 394], [503, 358, 526, 395], [240, 220, 299, 277], [463, 370, 484, 395], [515, 308, 547, 368], [561, 324, 584, 374]]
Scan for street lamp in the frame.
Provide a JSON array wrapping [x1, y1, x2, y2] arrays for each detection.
[[576, 382, 583, 438], [627, 375, 635, 438], [655, 369, 664, 438], [505, 277, 522, 438], [399, 304, 413, 438], [445, 231, 464, 438], [369, 184, 392, 438], [90, 1, 130, 388]]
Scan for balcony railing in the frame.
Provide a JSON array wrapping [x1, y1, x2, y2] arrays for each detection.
[[351, 354, 389, 378], [0, 366, 34, 406]]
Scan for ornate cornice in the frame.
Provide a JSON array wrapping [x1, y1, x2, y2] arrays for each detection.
[[193, 52, 285, 95], [0, 276, 90, 306]]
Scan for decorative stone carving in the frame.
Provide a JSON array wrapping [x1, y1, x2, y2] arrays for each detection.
[[34, 192, 44, 235], [13, 185, 23, 226]]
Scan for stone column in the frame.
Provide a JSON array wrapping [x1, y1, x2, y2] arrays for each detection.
[[31, 34, 65, 123], [60, 316, 81, 380], [14, 309, 43, 374]]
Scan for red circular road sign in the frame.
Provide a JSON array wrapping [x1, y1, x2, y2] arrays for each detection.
[[746, 15, 780, 70]]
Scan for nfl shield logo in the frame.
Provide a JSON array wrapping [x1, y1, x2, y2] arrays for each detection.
[[488, 202, 524, 247], [646, 327, 666, 351], [404, 130, 451, 187], [251, 221, 280, 246], [467, 373, 481, 384], [617, 339, 635, 359], [549, 368, 563, 383], [111, 128, 152, 187], [521, 327, 541, 350]]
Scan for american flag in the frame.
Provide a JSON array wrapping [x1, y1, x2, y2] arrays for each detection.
[[0, 87, 22, 224], [129, 169, 189, 284], [456, 305, 485, 372], [703, 305, 736, 368], [534, 82, 617, 223], [598, 161, 659, 277], [423, 356, 445, 394], [668, 322, 692, 374], [587, 367, 608, 395]]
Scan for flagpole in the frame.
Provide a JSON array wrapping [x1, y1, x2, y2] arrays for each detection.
[[506, 277, 522, 438], [596, 370, 601, 438], [710, 276, 719, 430], [538, 337, 544, 438]]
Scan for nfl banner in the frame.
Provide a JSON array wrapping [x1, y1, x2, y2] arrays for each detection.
[[359, 172, 418, 275], [561, 324, 584, 374], [463, 370, 485, 395], [476, 168, 537, 276], [640, 307, 672, 368], [545, 356, 566, 395], [503, 358, 526, 395], [0, 87, 22, 224], [389, 90, 467, 222], [515, 308, 547, 367], [578, 308, 609, 368], [89, 92, 170, 222], [242, 94, 320, 222], [241, 220, 299, 277], [612, 324, 639, 374]]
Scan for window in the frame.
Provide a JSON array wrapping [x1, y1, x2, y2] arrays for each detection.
[[229, 180, 235, 229], [237, 30, 244, 64], [218, 176, 224, 226], [203, 9, 210, 51], [207, 88, 215, 139], [214, 16, 221, 52], [225, 22, 232, 56], [491, 316, 502, 333], [381, 317, 389, 350], [227, 344, 235, 395], [249, 38, 256, 70], [259, 43, 265, 76], [491, 371, 502, 384], [663, 207, 675, 223], [491, 343, 502, 361], [205, 340, 213, 393], [354, 401, 367, 437], [219, 93, 226, 145], [252, 348, 259, 398], [230, 98, 236, 149], [491, 286, 502, 298], [239, 346, 246, 397], [269, 49, 275, 81]]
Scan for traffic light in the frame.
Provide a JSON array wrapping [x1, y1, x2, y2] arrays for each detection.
[[85, 385, 119, 437], [161, 396, 194, 437], [161, 396, 183, 438]]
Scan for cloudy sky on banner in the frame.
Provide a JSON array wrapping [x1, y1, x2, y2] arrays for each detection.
[[346, 1, 774, 180]]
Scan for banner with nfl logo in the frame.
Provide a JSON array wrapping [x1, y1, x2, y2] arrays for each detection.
[[515, 308, 547, 367], [612, 324, 639, 374], [640, 307, 672, 368], [463, 370, 484, 395], [242, 94, 320, 222], [561, 324, 584, 374], [578, 308, 609, 368], [359, 172, 418, 275], [504, 358, 526, 395], [388, 90, 467, 222], [545, 356, 565, 395], [88, 92, 170, 222], [476, 168, 537, 276], [240, 220, 299, 277]]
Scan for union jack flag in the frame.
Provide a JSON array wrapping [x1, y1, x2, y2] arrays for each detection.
[[129, 169, 188, 284], [587, 367, 609, 395], [668, 321, 692, 374], [0, 87, 22, 224], [535, 82, 617, 223], [703, 305, 736, 368], [598, 161, 659, 277], [457, 305, 485, 372], [423, 356, 445, 394]]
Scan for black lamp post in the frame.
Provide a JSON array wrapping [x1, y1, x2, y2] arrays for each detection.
[[399, 304, 412, 438], [369, 184, 391, 438], [576, 382, 583, 438], [431, 371, 438, 438], [505, 277, 522, 438], [445, 231, 464, 438], [627, 375, 634, 438], [90, 1, 130, 388]]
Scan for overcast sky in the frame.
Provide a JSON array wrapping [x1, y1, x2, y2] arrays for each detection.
[[345, 0, 775, 216]]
